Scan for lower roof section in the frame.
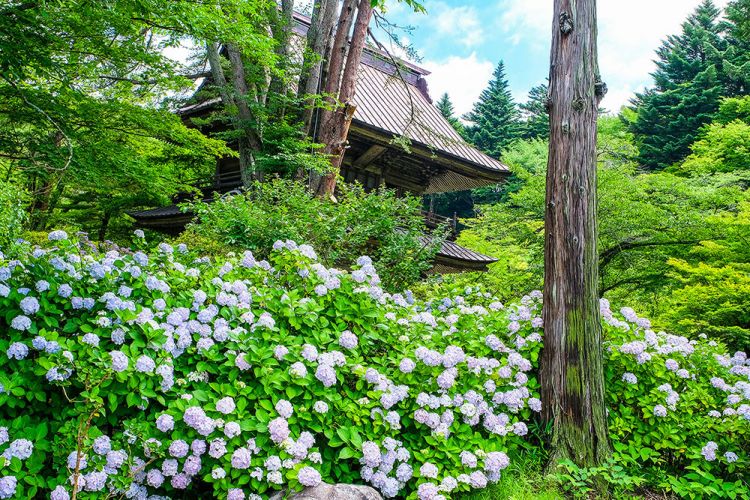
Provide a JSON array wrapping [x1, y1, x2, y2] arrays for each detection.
[[127, 204, 498, 274]]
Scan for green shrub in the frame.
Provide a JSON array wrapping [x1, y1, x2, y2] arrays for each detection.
[[0, 232, 748, 499], [0, 231, 538, 499], [0, 180, 28, 251], [181, 178, 444, 291]]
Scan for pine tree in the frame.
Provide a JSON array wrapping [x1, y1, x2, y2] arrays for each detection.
[[628, 0, 733, 169], [436, 92, 466, 137], [519, 83, 549, 140], [463, 61, 521, 158]]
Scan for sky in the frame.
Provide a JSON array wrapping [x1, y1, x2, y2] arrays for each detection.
[[380, 0, 730, 116]]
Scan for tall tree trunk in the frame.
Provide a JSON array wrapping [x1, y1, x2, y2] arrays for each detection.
[[299, 0, 338, 135], [314, 0, 373, 198], [540, 0, 610, 469]]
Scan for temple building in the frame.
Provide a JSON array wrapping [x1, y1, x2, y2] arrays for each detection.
[[129, 13, 509, 273]]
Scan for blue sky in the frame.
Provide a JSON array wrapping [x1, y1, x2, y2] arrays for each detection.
[[380, 0, 729, 116]]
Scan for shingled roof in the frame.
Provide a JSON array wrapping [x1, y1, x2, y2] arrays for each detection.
[[351, 62, 508, 180]]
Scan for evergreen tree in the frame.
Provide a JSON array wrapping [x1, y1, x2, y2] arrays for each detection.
[[436, 92, 466, 137], [519, 83, 549, 140], [463, 61, 521, 158], [628, 0, 737, 169], [631, 66, 723, 169]]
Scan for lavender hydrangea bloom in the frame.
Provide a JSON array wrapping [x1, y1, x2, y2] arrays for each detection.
[[702, 441, 718, 461], [724, 451, 738, 463], [268, 417, 290, 444], [622, 372, 638, 384], [230, 447, 252, 469], [338, 330, 358, 350], [169, 439, 189, 458], [298, 466, 322, 487], [6, 342, 28, 360], [227, 489, 245, 500], [92, 435, 111, 455], [313, 401, 329, 414], [10, 315, 31, 331], [19, 296, 40, 315], [135, 355, 155, 373], [50, 485, 69, 500], [109, 351, 128, 372], [275, 400, 293, 418], [315, 364, 337, 387], [146, 469, 165, 488], [216, 397, 236, 414], [0, 476, 17, 499], [3, 439, 33, 460], [399, 358, 416, 374], [48, 230, 68, 241]]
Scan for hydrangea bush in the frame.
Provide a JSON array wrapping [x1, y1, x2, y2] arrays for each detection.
[[0, 231, 747, 499]]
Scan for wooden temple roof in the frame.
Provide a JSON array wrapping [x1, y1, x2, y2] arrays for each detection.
[[130, 12, 503, 273]]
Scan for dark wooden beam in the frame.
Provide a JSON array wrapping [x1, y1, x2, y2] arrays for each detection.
[[352, 144, 387, 168]]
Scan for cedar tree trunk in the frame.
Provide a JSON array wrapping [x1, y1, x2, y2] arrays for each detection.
[[540, 0, 610, 468], [313, 0, 373, 199]]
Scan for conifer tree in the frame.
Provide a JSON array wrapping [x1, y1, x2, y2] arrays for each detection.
[[463, 61, 521, 158], [436, 92, 466, 137], [520, 83, 550, 140], [628, 0, 747, 169]]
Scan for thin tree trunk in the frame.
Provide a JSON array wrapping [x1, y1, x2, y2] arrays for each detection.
[[314, 0, 373, 198], [540, 0, 610, 469]]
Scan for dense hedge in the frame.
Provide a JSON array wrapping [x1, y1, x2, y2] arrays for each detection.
[[0, 232, 747, 499]]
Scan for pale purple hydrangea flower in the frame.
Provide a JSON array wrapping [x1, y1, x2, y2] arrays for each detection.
[[10, 315, 31, 331], [135, 355, 155, 373], [3, 439, 33, 460], [724, 451, 738, 463], [399, 358, 416, 373], [298, 466, 322, 487], [268, 417, 290, 444], [622, 372, 637, 384], [290, 362, 307, 377], [169, 440, 189, 458], [50, 485, 69, 500], [227, 489, 245, 500], [6, 342, 28, 360], [315, 364, 337, 387], [419, 462, 438, 479], [653, 405, 667, 417], [48, 230, 68, 241], [216, 397, 236, 414], [313, 401, 329, 414], [702, 441, 718, 461], [275, 400, 293, 418], [230, 447, 252, 469], [224, 422, 241, 439], [92, 435, 111, 455], [338, 330, 358, 350]]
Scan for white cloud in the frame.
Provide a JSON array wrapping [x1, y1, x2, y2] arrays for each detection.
[[423, 53, 495, 117], [431, 3, 484, 47], [423, 0, 732, 112]]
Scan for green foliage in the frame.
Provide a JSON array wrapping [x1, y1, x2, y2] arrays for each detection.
[[679, 120, 750, 174], [519, 84, 549, 141], [626, 0, 750, 169], [602, 304, 750, 499], [0, 180, 28, 251], [442, 118, 750, 352], [0, 0, 275, 237], [463, 61, 521, 159], [553, 459, 645, 498], [182, 178, 443, 291], [436, 93, 467, 138], [0, 233, 540, 499]]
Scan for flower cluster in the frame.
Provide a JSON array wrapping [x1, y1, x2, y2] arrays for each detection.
[[0, 232, 746, 499]]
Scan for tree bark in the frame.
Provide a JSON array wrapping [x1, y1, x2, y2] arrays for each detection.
[[540, 0, 610, 469], [299, 0, 339, 135], [314, 0, 373, 198]]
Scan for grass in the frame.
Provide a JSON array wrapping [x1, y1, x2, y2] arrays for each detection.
[[461, 454, 564, 500]]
